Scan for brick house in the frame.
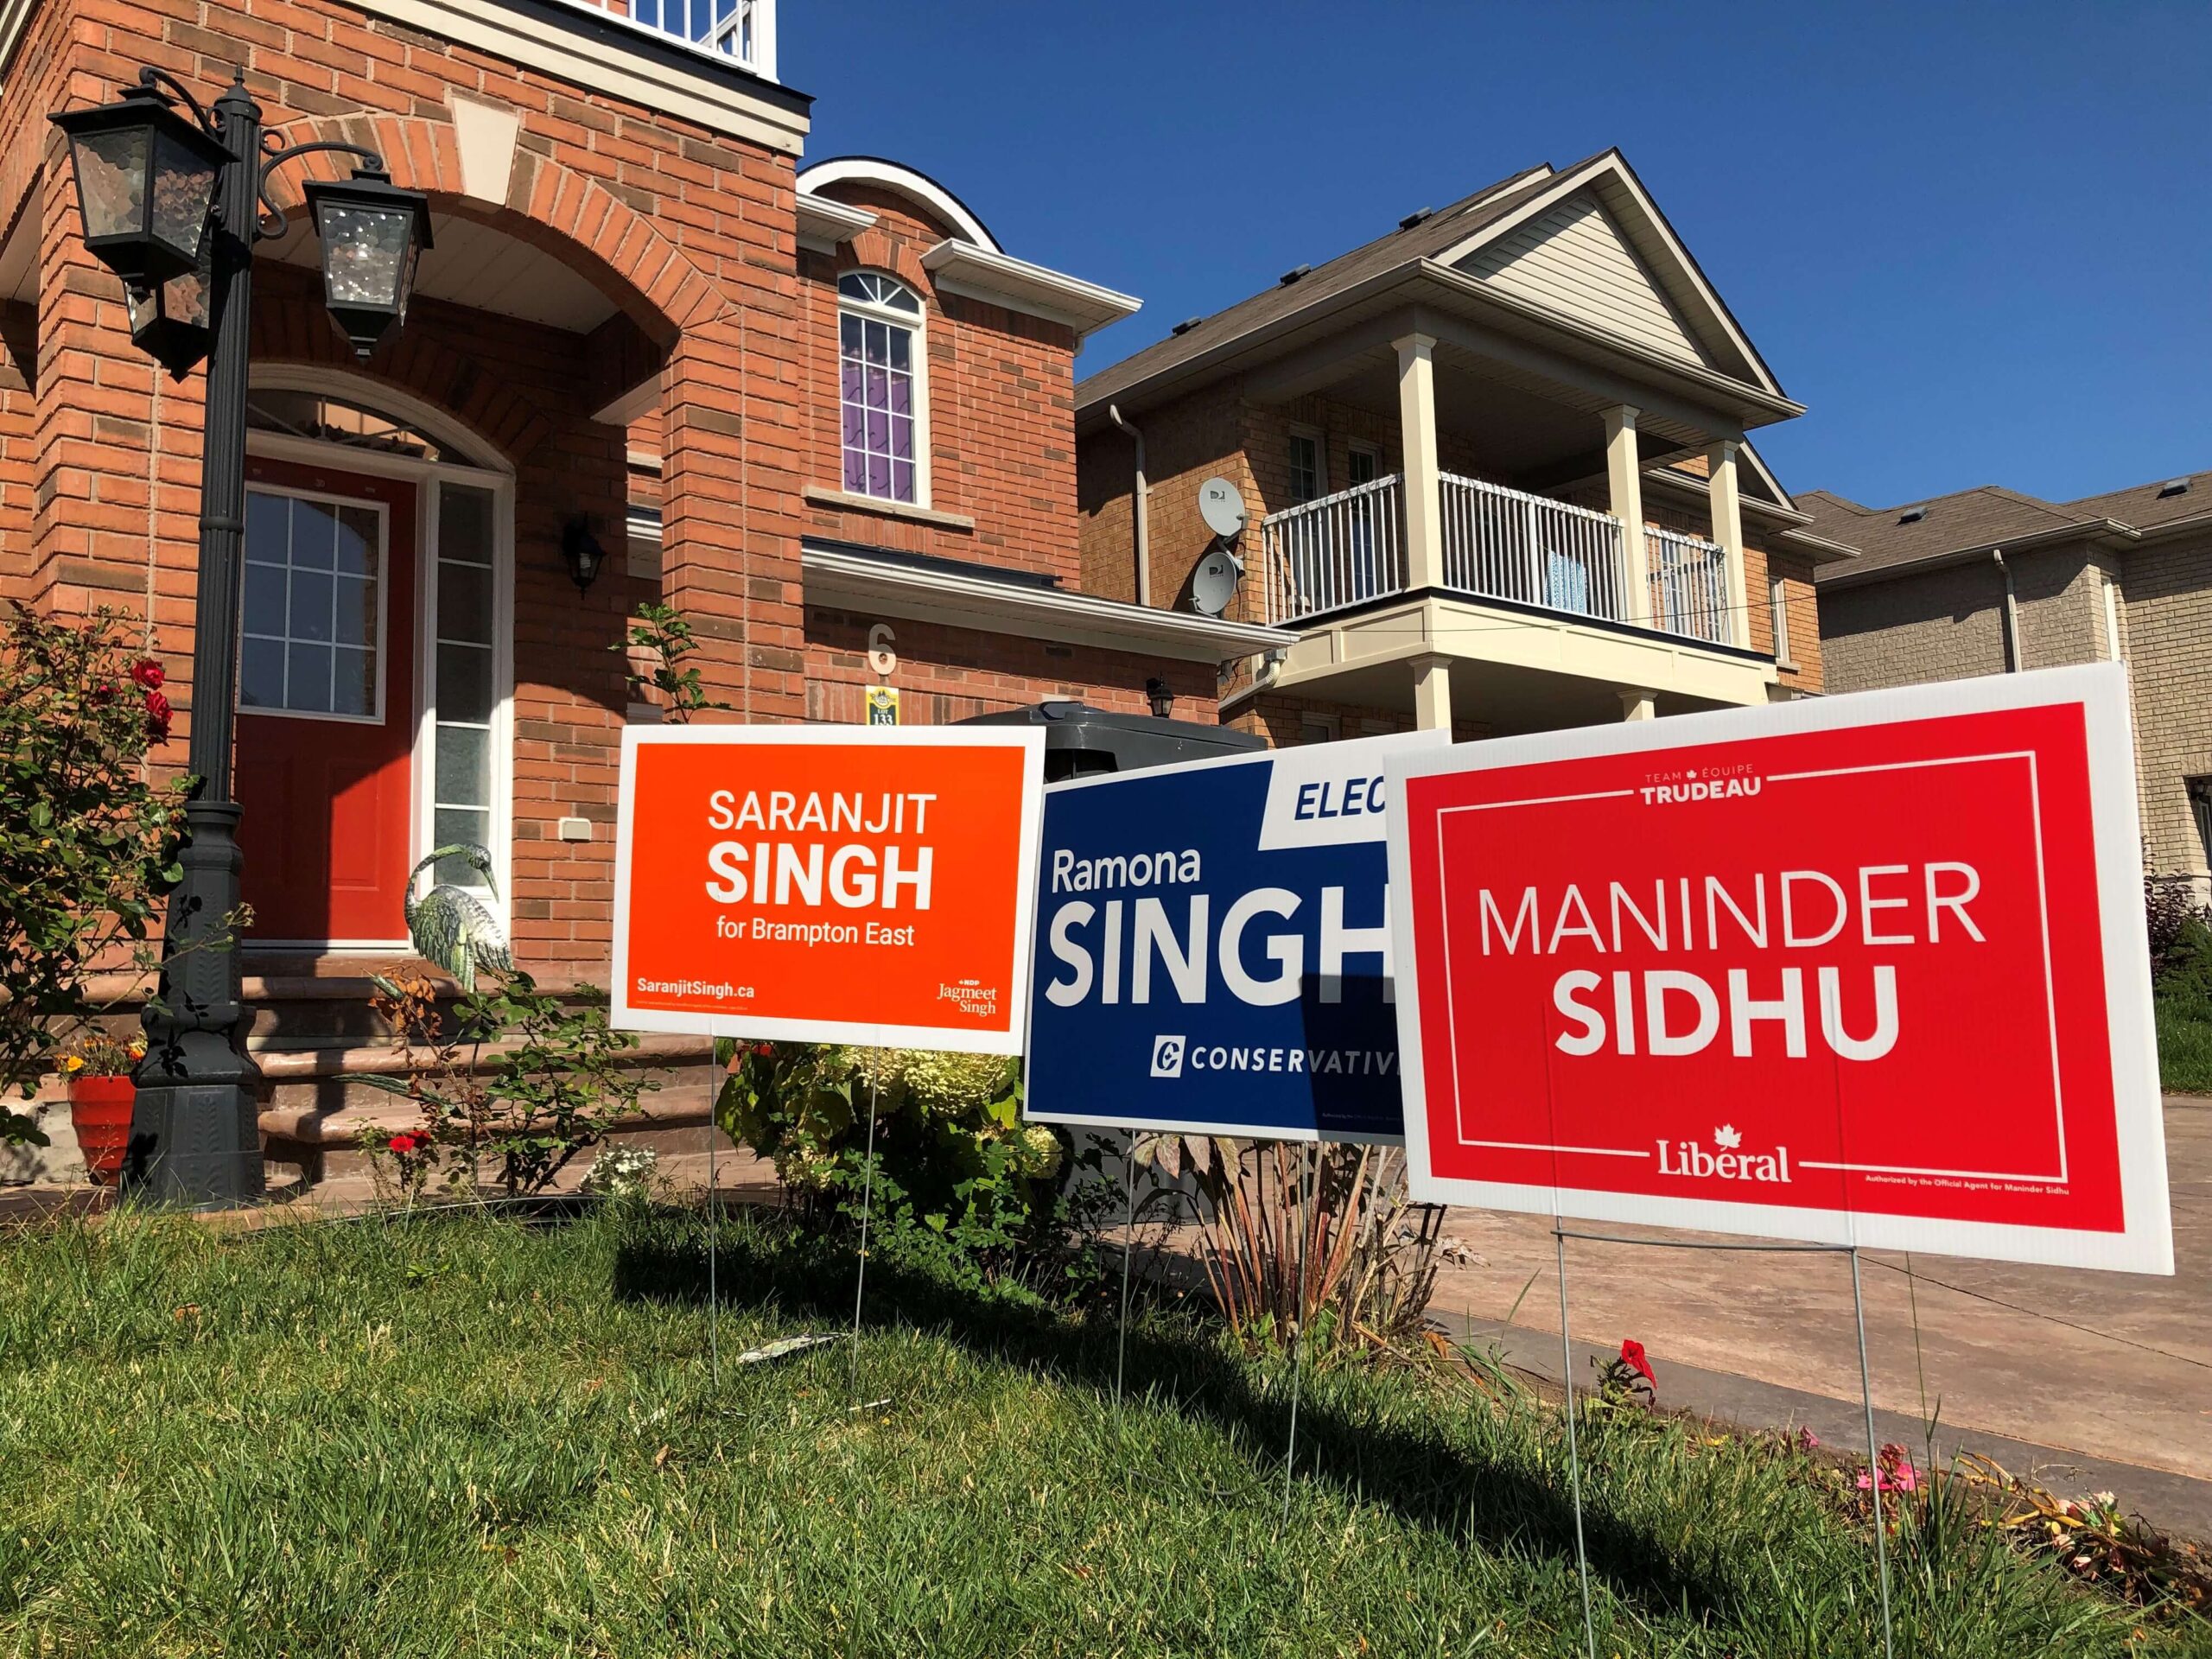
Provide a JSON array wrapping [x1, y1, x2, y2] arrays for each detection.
[[0, 0, 1281, 1179], [1075, 152, 1855, 747], [1808, 472, 2212, 882]]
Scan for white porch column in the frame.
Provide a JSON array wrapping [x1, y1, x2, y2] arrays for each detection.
[[1604, 405, 1649, 623], [1395, 333, 1445, 591], [1412, 652, 1452, 733], [1619, 688, 1656, 721], [1707, 439, 1748, 647]]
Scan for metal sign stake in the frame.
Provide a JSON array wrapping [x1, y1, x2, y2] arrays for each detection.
[[849, 1046, 882, 1402], [707, 1062, 720, 1385], [1116, 1127, 1136, 1408], [1554, 1225, 1599, 1659], [1851, 1246, 1897, 1659], [1282, 1141, 1314, 1524]]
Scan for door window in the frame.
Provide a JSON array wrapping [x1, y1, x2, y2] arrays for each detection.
[[240, 490, 384, 720], [430, 483, 499, 891]]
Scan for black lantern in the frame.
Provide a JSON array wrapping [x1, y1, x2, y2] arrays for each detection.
[[302, 169, 433, 358], [127, 245, 214, 379], [1145, 677, 1174, 719], [561, 517, 607, 594], [50, 79, 234, 295]]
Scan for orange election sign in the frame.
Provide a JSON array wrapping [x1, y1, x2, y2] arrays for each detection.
[[612, 725, 1045, 1053]]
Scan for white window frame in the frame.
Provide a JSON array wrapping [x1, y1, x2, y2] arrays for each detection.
[[1286, 425, 1326, 505], [836, 270, 931, 508], [237, 483, 391, 727], [245, 367, 517, 946], [1344, 439, 1382, 488], [1770, 571, 1794, 668]]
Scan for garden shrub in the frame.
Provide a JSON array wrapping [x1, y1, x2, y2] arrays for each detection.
[[2143, 877, 2212, 1091], [0, 606, 194, 1150], [714, 1042, 1109, 1295]]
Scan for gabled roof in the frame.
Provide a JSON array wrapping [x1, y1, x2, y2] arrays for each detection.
[[1077, 149, 1784, 417]]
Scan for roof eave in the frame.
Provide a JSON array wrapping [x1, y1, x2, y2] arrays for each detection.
[[801, 543, 1293, 663]]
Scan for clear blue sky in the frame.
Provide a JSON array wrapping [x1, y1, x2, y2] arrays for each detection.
[[785, 2, 2211, 510]]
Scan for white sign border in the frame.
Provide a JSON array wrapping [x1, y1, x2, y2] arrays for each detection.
[[612, 722, 1046, 1057], [1022, 727, 1448, 1142], [1383, 663, 2172, 1274]]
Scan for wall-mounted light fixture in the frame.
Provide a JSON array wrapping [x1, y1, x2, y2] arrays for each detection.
[[561, 516, 607, 594], [1145, 676, 1173, 720]]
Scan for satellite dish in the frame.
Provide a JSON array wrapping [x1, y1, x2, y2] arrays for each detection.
[[1197, 476, 1247, 540], [1191, 548, 1241, 616]]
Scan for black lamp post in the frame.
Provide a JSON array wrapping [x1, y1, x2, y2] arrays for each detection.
[[50, 68, 431, 1205]]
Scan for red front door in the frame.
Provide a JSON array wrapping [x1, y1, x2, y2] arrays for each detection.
[[234, 457, 418, 944]]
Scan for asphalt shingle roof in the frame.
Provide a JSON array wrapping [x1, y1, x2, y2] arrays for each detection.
[[1073, 156, 1611, 415], [1802, 484, 2098, 583], [2065, 470, 2212, 532]]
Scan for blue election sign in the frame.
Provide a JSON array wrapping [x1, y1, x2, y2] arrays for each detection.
[[1023, 730, 1446, 1142]]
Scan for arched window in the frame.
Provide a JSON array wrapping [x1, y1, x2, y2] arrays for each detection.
[[837, 270, 926, 505]]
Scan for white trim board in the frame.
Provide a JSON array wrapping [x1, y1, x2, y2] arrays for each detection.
[[802, 543, 1294, 664]]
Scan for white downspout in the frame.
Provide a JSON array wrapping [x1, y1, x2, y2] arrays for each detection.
[[1993, 548, 2022, 671], [1108, 403, 1151, 607]]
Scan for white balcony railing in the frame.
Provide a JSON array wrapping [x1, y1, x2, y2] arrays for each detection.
[[1261, 474, 1405, 624], [569, 0, 777, 78], [1644, 525, 1735, 645], [1440, 473, 1633, 624], [1259, 472, 1742, 649]]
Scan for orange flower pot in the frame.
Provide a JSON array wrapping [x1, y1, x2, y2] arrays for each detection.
[[67, 1075, 135, 1186]]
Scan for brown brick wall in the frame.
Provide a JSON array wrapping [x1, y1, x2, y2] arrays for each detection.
[[1816, 543, 2097, 697], [798, 187, 1080, 583], [2117, 529, 2212, 874], [803, 607, 1216, 726], [1078, 384, 1250, 613], [1, 0, 1186, 982]]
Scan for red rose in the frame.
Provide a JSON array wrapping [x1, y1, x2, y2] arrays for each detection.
[[1620, 1338, 1656, 1388], [131, 658, 165, 690], [388, 1133, 419, 1154], [143, 689, 172, 741], [753, 1042, 773, 1058]]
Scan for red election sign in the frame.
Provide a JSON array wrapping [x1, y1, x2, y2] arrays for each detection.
[[1385, 664, 2171, 1273]]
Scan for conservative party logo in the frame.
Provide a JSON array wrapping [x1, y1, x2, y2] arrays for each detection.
[[1149, 1035, 1186, 1078]]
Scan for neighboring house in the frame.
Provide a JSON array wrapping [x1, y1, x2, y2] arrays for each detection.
[[1808, 471, 2212, 881], [1075, 150, 1853, 746], [0, 0, 1280, 1179]]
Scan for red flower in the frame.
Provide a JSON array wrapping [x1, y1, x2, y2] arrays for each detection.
[[131, 658, 165, 690], [143, 689, 172, 741], [753, 1042, 774, 1058], [1620, 1338, 1656, 1388], [388, 1133, 423, 1154]]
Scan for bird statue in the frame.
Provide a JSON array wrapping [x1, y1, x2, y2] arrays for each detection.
[[402, 843, 512, 989]]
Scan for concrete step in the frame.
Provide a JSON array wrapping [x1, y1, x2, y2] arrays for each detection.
[[255, 1033, 720, 1185]]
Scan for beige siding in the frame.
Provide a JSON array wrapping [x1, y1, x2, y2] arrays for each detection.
[[1459, 194, 1708, 365]]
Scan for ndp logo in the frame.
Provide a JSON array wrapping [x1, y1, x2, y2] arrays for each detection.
[[1149, 1035, 1186, 1078]]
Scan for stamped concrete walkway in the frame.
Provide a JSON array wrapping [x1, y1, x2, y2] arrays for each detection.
[[1421, 1094, 2212, 1526]]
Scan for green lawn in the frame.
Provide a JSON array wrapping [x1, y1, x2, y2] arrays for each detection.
[[2158, 996, 2212, 1092], [0, 1205, 2196, 1657]]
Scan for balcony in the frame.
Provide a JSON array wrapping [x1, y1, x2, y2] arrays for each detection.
[[567, 0, 776, 78], [1261, 471, 1737, 647]]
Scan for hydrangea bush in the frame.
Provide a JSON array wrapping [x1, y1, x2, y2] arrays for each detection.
[[715, 1041, 1097, 1290]]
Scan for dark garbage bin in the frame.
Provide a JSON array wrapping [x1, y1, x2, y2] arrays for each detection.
[[956, 699, 1263, 781]]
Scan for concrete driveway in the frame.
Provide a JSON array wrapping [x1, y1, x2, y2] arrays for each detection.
[[1424, 1094, 2212, 1518]]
